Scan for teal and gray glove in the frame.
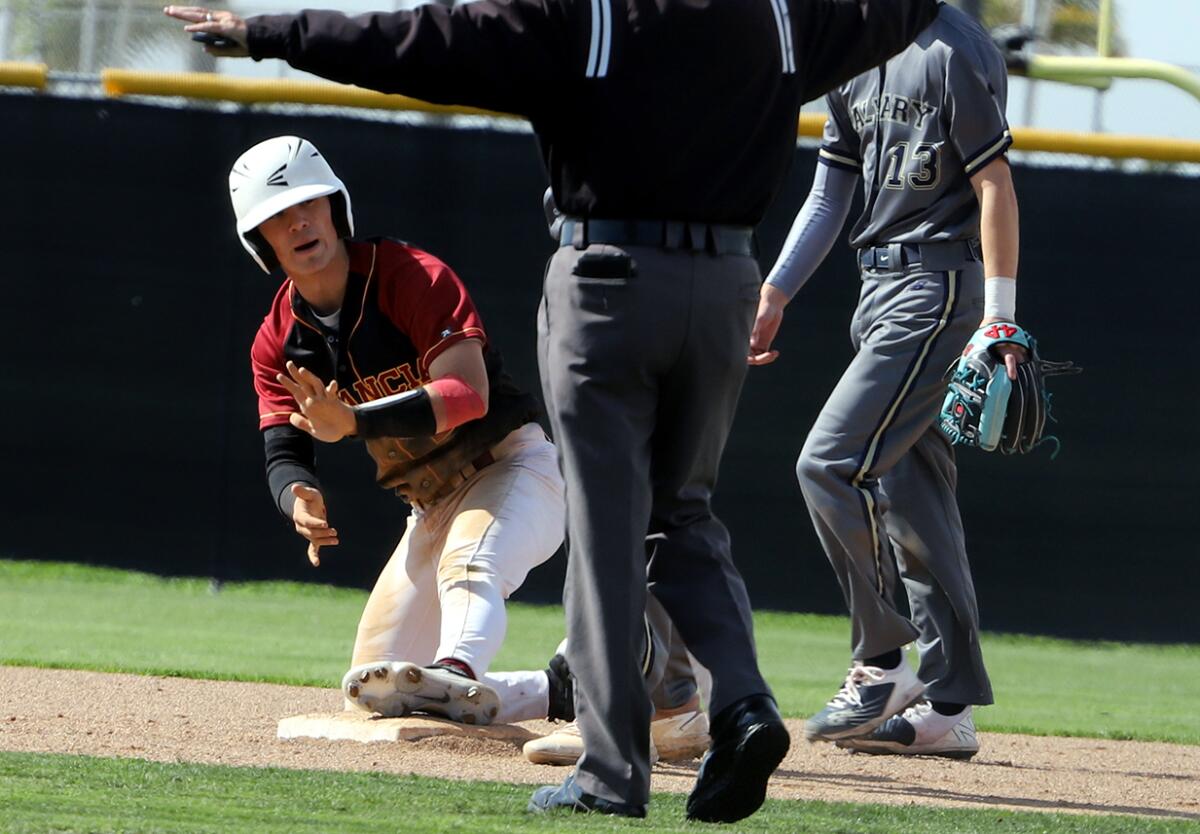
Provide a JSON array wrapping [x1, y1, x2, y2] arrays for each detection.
[[939, 322, 1081, 454]]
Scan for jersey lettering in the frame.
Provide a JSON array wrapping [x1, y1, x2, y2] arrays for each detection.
[[850, 94, 937, 132], [350, 362, 423, 404]]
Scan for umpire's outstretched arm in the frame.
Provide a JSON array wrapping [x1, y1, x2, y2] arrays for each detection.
[[169, 1, 940, 115]]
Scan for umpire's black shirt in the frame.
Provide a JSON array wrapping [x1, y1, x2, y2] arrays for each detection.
[[248, 0, 938, 226]]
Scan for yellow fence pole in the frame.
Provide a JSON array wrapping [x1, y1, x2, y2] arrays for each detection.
[[100, 69, 509, 119], [1023, 55, 1200, 104], [0, 62, 48, 90], [1097, 0, 1115, 59], [1010, 126, 1200, 163], [798, 111, 825, 139]]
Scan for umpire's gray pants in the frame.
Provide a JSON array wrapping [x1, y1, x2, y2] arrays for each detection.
[[538, 242, 771, 806], [796, 257, 993, 706]]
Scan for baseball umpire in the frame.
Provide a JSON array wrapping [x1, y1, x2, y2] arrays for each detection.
[[750, 1, 1026, 757], [232, 135, 571, 727], [167, 0, 939, 821]]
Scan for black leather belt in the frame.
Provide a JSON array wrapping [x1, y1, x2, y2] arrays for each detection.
[[559, 218, 756, 257], [858, 239, 981, 270]]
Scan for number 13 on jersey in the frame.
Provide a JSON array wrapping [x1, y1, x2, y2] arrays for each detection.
[[882, 141, 941, 191]]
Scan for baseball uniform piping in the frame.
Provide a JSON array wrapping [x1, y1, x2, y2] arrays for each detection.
[[344, 243, 378, 385], [963, 129, 1012, 176], [641, 615, 654, 676], [287, 282, 325, 338], [852, 270, 960, 593], [819, 147, 860, 172], [420, 327, 488, 374]]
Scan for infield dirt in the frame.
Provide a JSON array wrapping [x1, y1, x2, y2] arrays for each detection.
[[1, 666, 1196, 822]]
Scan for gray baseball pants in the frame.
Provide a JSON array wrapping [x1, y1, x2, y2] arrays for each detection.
[[537, 241, 772, 806], [796, 249, 993, 706], [646, 593, 701, 712]]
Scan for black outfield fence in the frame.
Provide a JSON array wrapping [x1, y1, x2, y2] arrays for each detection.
[[1, 95, 1193, 642]]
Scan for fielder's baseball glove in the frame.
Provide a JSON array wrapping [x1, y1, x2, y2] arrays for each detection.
[[938, 322, 1080, 454]]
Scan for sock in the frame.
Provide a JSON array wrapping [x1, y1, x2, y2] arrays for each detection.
[[930, 700, 967, 716], [432, 656, 476, 680], [864, 649, 902, 670]]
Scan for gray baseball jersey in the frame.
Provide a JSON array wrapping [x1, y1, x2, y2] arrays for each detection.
[[819, 2, 1010, 248]]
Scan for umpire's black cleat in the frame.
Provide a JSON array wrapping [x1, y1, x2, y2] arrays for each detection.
[[527, 774, 646, 817], [685, 694, 790, 823], [545, 651, 575, 723]]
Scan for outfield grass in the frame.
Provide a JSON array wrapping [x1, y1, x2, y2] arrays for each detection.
[[2, 559, 1197, 744], [1, 751, 1189, 834]]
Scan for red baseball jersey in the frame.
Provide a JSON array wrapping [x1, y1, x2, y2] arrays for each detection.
[[250, 237, 540, 505], [251, 238, 486, 429]]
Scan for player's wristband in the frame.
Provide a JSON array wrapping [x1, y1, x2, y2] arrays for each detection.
[[354, 387, 437, 439], [984, 276, 1016, 320]]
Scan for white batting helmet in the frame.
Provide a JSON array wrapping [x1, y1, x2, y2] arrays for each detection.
[[228, 136, 355, 273]]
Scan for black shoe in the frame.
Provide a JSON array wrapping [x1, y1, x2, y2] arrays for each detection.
[[527, 774, 646, 817], [685, 694, 790, 824], [545, 652, 575, 722]]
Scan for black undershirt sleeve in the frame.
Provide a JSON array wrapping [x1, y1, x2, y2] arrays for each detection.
[[263, 424, 320, 519]]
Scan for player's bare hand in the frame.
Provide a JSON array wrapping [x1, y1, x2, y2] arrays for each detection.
[[980, 316, 1029, 380], [290, 483, 338, 567], [277, 361, 358, 443], [163, 6, 250, 57], [748, 283, 789, 366]]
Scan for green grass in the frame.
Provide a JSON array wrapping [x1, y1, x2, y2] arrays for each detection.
[[1, 751, 1192, 834], [2, 559, 1197, 744]]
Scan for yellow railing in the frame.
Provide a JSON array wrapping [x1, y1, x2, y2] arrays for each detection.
[[1, 66, 1197, 164], [1020, 56, 1200, 105], [1010, 127, 1200, 163], [100, 69, 508, 119], [0, 62, 48, 89]]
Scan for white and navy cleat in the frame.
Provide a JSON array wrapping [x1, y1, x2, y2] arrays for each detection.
[[804, 657, 926, 742], [342, 660, 500, 726], [836, 702, 979, 759]]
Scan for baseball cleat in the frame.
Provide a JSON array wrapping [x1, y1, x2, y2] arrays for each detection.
[[527, 774, 646, 817], [341, 660, 501, 725], [523, 720, 584, 765], [523, 720, 660, 766], [650, 705, 710, 762], [804, 657, 925, 742], [836, 703, 979, 759]]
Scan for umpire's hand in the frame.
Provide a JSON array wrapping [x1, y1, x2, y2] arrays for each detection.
[[163, 6, 250, 57], [291, 484, 338, 568]]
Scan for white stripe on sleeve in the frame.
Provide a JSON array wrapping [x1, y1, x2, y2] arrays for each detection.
[[767, 0, 794, 76], [585, 0, 601, 77], [597, 0, 613, 78]]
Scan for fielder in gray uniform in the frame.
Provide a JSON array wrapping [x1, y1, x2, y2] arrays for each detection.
[[750, 1, 1025, 758]]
